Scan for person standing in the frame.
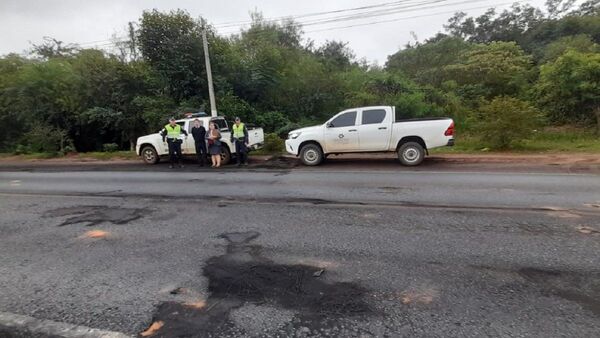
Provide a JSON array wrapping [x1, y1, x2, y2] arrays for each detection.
[[207, 122, 222, 168], [160, 117, 188, 169], [231, 117, 249, 166], [191, 119, 207, 167]]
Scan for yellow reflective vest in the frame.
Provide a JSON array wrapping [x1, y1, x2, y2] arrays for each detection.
[[232, 123, 246, 138]]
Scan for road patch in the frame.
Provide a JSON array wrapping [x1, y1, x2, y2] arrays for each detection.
[[143, 231, 374, 336], [44, 205, 149, 227]]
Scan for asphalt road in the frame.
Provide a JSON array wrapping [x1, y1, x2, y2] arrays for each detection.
[[0, 167, 599, 337]]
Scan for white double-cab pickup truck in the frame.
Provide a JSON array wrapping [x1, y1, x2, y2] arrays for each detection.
[[136, 115, 264, 165], [285, 106, 454, 166]]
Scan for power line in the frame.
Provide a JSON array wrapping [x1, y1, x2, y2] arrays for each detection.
[[212, 0, 423, 27], [216, 0, 505, 35], [66, 0, 528, 50], [305, 0, 526, 33], [217, 0, 449, 33], [75, 0, 429, 45]]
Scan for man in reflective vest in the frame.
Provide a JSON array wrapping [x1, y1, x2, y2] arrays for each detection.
[[231, 117, 249, 166], [160, 117, 188, 168]]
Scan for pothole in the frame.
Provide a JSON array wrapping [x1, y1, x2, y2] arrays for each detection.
[[44, 205, 149, 226]]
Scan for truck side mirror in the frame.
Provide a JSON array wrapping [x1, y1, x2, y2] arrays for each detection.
[[326, 122, 333, 128]]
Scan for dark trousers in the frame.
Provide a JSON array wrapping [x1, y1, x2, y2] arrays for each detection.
[[195, 141, 207, 165], [167, 139, 183, 164], [234, 139, 248, 164]]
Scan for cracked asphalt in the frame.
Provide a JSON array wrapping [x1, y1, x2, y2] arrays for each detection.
[[0, 167, 599, 337]]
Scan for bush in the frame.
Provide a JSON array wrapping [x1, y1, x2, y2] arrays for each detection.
[[20, 124, 71, 154], [102, 143, 119, 152], [255, 111, 292, 133], [14, 144, 27, 155], [263, 133, 285, 153], [476, 97, 542, 149]]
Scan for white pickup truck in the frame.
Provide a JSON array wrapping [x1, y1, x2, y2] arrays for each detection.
[[285, 106, 454, 166], [136, 115, 264, 165]]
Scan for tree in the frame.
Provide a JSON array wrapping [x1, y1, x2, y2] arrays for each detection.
[[314, 40, 355, 70], [386, 37, 473, 86], [0, 55, 31, 151], [542, 34, 599, 62], [536, 50, 600, 132], [445, 4, 545, 43], [137, 9, 206, 104], [31, 37, 77, 59], [444, 41, 533, 98]]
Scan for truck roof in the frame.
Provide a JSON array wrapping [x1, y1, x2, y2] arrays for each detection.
[[175, 115, 225, 123]]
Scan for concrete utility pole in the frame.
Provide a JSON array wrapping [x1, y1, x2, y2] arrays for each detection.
[[202, 29, 217, 117]]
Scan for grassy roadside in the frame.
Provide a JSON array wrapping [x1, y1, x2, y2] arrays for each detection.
[[0, 151, 138, 161], [430, 128, 600, 154], [1, 128, 597, 161]]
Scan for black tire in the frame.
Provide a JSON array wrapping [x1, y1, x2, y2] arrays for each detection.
[[220, 145, 231, 165], [300, 143, 323, 166], [141, 145, 159, 164], [397, 142, 425, 166]]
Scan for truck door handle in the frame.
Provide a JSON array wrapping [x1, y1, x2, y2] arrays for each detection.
[[378, 127, 387, 130], [348, 129, 357, 132]]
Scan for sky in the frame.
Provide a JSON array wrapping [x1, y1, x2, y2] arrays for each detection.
[[0, 0, 550, 64]]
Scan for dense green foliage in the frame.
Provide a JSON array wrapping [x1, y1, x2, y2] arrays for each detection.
[[476, 97, 542, 149], [1, 1, 599, 153]]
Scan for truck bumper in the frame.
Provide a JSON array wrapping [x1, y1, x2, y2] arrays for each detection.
[[249, 142, 264, 151], [285, 139, 298, 155]]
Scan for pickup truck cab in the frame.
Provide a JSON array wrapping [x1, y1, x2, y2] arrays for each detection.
[[136, 115, 264, 165], [285, 106, 454, 166]]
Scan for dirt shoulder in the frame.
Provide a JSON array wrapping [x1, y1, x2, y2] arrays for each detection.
[[0, 152, 598, 174]]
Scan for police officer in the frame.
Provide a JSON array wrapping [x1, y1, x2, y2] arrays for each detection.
[[231, 117, 249, 166], [160, 117, 188, 168]]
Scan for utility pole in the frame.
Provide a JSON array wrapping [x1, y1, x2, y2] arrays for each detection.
[[202, 28, 217, 117]]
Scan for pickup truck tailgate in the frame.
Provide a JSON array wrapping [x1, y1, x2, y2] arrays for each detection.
[[248, 127, 264, 150]]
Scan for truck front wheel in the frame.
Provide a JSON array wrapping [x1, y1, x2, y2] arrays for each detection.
[[141, 146, 159, 164], [220, 145, 231, 165], [398, 142, 425, 166], [300, 144, 323, 166]]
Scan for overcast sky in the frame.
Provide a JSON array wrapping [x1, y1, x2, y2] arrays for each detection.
[[1, 0, 550, 64]]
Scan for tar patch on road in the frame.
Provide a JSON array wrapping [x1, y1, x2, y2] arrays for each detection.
[[44, 205, 148, 226], [143, 231, 374, 337], [518, 267, 600, 317]]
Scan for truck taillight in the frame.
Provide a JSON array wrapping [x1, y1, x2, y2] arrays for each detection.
[[444, 121, 454, 136]]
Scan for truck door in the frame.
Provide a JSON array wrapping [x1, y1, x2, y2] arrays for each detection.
[[323, 110, 359, 152], [356, 108, 390, 151]]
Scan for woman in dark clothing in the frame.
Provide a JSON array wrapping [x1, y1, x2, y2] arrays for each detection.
[[207, 122, 222, 168], [190, 119, 207, 166]]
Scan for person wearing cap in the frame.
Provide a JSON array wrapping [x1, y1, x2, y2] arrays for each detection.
[[231, 117, 249, 166], [160, 117, 188, 168], [191, 119, 207, 167]]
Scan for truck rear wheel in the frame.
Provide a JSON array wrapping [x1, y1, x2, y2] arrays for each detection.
[[300, 143, 323, 166], [398, 142, 425, 166], [141, 146, 159, 164]]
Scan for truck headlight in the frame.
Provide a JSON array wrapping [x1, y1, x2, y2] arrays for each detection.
[[288, 132, 301, 139]]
